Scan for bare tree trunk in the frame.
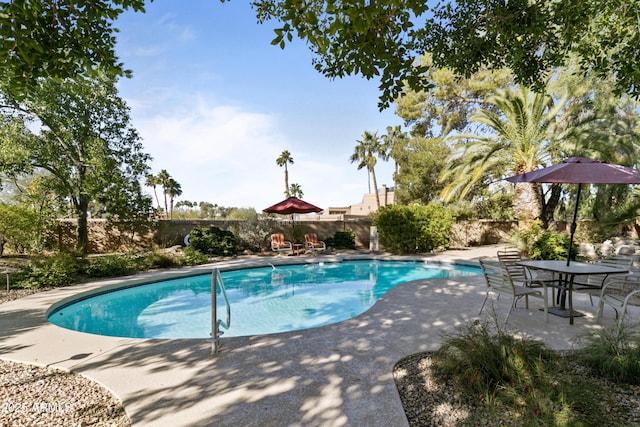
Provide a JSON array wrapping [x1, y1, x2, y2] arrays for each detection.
[[76, 196, 90, 254], [513, 182, 542, 221]]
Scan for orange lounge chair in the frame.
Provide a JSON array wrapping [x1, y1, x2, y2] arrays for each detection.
[[270, 233, 292, 255], [304, 233, 326, 253]]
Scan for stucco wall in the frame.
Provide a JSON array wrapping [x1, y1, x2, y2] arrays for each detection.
[[56, 218, 517, 254]]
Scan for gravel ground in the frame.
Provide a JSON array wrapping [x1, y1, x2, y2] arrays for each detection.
[[0, 359, 130, 427], [393, 352, 640, 426]]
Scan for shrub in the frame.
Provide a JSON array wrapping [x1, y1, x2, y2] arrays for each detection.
[[84, 254, 139, 278], [529, 229, 577, 260], [142, 250, 182, 269], [373, 203, 453, 254], [233, 220, 275, 252], [325, 230, 356, 249], [188, 226, 237, 256], [182, 246, 209, 266], [13, 252, 80, 288]]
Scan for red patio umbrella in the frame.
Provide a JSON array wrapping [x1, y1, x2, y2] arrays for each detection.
[[506, 157, 640, 264], [263, 196, 323, 215]]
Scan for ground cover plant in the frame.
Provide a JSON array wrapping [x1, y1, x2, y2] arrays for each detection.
[[418, 318, 639, 425]]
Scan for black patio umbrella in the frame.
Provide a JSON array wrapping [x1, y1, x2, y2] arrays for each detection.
[[506, 157, 640, 265]]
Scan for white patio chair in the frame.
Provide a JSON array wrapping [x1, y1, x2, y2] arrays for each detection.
[[479, 258, 549, 324], [596, 274, 640, 329]]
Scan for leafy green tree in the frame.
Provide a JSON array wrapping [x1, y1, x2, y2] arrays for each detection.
[[0, 0, 148, 97], [350, 131, 385, 208], [255, 0, 640, 108], [276, 150, 294, 197], [394, 137, 451, 205], [0, 74, 152, 253]]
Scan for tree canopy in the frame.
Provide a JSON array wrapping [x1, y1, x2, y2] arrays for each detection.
[[0, 0, 148, 97], [253, 0, 640, 109]]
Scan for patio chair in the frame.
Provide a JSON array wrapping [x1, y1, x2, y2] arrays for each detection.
[[270, 233, 293, 255], [479, 258, 549, 324], [304, 233, 326, 253], [574, 255, 633, 305], [497, 249, 557, 289], [596, 274, 640, 329]]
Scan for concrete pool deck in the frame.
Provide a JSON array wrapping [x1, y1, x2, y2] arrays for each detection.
[[1, 245, 638, 426]]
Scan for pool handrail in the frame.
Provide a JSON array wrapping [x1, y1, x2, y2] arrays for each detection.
[[211, 268, 231, 355]]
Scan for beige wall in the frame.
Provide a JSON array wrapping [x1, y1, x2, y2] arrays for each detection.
[[56, 218, 518, 254]]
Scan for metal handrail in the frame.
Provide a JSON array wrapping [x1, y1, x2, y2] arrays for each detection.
[[211, 268, 231, 355]]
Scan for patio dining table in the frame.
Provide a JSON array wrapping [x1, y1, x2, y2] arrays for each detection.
[[516, 260, 629, 324]]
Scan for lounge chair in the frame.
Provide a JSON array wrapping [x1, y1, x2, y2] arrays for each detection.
[[479, 258, 549, 324], [304, 233, 326, 253], [270, 233, 292, 255]]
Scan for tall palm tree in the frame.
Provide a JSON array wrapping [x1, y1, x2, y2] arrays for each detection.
[[350, 131, 383, 209], [288, 183, 303, 199], [441, 86, 568, 221], [165, 178, 182, 220], [144, 173, 161, 210], [276, 150, 294, 197], [157, 169, 171, 219], [382, 125, 409, 193]]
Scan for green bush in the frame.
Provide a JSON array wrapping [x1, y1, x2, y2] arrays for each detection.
[[84, 254, 139, 278], [325, 230, 356, 249], [13, 252, 80, 288], [189, 226, 237, 256], [181, 246, 209, 266], [373, 203, 453, 254], [142, 250, 182, 269], [529, 230, 577, 260]]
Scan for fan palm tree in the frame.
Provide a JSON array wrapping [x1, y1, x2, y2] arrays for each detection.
[[276, 150, 294, 197], [157, 169, 171, 218], [382, 125, 409, 193], [350, 131, 384, 209], [289, 183, 303, 199], [144, 173, 161, 210], [441, 86, 568, 221], [165, 178, 182, 220]]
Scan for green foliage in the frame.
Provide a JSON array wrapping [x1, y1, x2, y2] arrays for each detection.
[[577, 324, 640, 385], [189, 226, 237, 256], [507, 220, 544, 253], [256, 0, 640, 108], [83, 254, 139, 278], [373, 204, 453, 254], [142, 250, 182, 269], [13, 252, 79, 288], [233, 220, 275, 252], [325, 230, 356, 250], [529, 230, 577, 261], [0, 0, 147, 98], [432, 319, 603, 424], [181, 246, 209, 266]]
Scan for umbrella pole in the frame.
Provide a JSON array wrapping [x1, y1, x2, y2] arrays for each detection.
[[566, 183, 582, 266]]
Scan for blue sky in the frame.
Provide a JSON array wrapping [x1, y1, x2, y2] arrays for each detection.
[[115, 0, 403, 211]]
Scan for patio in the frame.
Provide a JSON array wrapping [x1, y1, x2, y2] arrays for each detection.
[[0, 245, 635, 426]]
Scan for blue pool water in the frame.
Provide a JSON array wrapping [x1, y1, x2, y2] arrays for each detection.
[[48, 260, 480, 339]]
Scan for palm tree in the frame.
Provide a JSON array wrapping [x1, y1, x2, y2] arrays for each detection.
[[165, 178, 182, 220], [289, 183, 303, 199], [157, 169, 171, 219], [382, 125, 409, 193], [144, 173, 161, 210], [441, 86, 568, 221], [350, 131, 383, 209], [276, 150, 294, 197]]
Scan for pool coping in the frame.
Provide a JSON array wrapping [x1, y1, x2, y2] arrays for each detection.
[[0, 246, 630, 426]]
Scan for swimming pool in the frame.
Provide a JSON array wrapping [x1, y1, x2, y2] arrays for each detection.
[[48, 260, 480, 339]]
